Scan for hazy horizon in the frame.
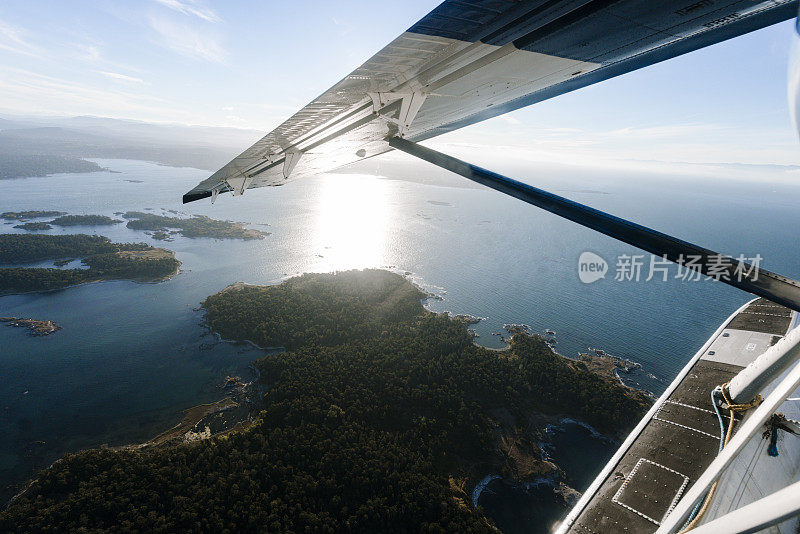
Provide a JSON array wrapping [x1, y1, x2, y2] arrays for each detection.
[[1, 1, 799, 184]]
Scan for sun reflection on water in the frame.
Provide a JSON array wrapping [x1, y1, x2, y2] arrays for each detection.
[[310, 173, 393, 272]]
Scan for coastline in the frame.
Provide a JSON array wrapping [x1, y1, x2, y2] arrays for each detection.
[[418, 277, 653, 518], [145, 397, 241, 446], [196, 292, 285, 351], [421, 298, 649, 514], [471, 415, 617, 513], [198, 273, 652, 511], [209, 330, 284, 351], [0, 253, 182, 297], [4, 270, 652, 530]]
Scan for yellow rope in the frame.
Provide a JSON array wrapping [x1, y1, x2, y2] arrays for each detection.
[[719, 383, 763, 412], [680, 407, 735, 532], [679, 384, 761, 532]]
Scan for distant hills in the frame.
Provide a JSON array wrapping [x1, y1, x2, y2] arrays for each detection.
[[0, 154, 105, 179], [0, 115, 264, 177]]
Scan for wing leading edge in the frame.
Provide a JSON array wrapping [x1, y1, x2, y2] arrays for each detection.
[[184, 0, 797, 204]]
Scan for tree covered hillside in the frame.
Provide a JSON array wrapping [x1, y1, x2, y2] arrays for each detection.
[[1, 269, 649, 532]]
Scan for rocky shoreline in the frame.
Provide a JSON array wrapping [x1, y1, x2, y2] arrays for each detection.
[[577, 350, 643, 390], [1, 317, 61, 336], [464, 331, 648, 522], [407, 277, 652, 523], [471, 414, 616, 521]]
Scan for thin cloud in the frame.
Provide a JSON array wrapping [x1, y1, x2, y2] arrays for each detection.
[[0, 66, 196, 123], [331, 16, 352, 37], [75, 43, 102, 62], [431, 108, 800, 175], [148, 15, 225, 62], [70, 40, 144, 74], [605, 123, 724, 139], [0, 67, 283, 129], [0, 19, 40, 57], [98, 71, 146, 84], [152, 0, 221, 23]]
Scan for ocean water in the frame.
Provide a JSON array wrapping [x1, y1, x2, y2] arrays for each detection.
[[1, 158, 800, 513], [478, 420, 618, 534]]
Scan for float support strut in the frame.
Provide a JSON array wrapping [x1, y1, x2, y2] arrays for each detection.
[[388, 136, 800, 312]]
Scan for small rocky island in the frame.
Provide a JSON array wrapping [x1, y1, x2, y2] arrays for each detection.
[[2, 269, 650, 532], [1, 317, 61, 336]]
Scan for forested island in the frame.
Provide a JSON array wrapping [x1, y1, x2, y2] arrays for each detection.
[[1, 270, 649, 532], [0, 234, 145, 263], [0, 119, 254, 171], [0, 234, 180, 294], [0, 154, 105, 179], [5, 213, 122, 230], [48, 214, 122, 227], [2, 209, 267, 240], [1, 210, 65, 221], [13, 222, 52, 231], [122, 211, 268, 240]]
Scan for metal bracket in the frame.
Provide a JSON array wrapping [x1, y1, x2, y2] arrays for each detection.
[[367, 91, 404, 113], [397, 92, 427, 136], [226, 175, 254, 197], [368, 91, 427, 136], [210, 182, 226, 204], [253, 146, 278, 162], [283, 150, 302, 179]]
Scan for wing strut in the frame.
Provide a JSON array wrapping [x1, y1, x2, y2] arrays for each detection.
[[388, 136, 800, 312]]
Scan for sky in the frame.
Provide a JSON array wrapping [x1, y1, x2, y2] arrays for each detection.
[[0, 0, 799, 177]]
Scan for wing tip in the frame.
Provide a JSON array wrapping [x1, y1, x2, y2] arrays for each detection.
[[182, 190, 212, 204]]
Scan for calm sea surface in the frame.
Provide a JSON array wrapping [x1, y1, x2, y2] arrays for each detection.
[[2, 159, 799, 517]]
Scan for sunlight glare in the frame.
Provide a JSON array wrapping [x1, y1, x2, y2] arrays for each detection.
[[310, 174, 393, 272]]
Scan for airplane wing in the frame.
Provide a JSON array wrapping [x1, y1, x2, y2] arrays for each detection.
[[184, 0, 797, 203]]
